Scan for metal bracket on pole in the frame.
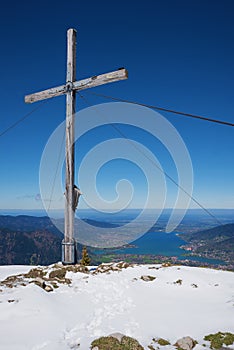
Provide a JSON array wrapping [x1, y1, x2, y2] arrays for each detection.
[[62, 240, 76, 265]]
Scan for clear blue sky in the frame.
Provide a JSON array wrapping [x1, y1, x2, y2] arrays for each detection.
[[0, 0, 234, 210]]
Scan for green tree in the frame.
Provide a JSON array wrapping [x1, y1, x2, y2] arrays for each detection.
[[80, 246, 91, 266]]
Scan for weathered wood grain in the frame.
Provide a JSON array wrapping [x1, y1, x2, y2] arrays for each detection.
[[25, 84, 66, 103], [73, 68, 128, 91], [64, 28, 76, 264], [24, 28, 128, 265], [24, 69, 128, 103]]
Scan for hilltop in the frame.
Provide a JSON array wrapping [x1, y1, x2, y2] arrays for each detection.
[[0, 215, 114, 265], [0, 228, 62, 265], [179, 224, 234, 263], [0, 263, 233, 349], [0, 215, 60, 233]]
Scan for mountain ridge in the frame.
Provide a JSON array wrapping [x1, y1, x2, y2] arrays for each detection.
[[179, 223, 234, 263]]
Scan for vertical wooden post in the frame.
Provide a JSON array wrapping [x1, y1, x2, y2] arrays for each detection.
[[25, 28, 128, 265], [62, 28, 77, 264]]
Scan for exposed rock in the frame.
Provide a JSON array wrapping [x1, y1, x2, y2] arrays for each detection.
[[109, 332, 125, 342], [0, 274, 24, 288], [49, 267, 67, 280], [31, 277, 46, 289], [47, 265, 88, 284], [0, 263, 89, 291], [204, 331, 234, 349], [175, 336, 197, 350], [51, 262, 63, 269], [93, 261, 133, 274], [65, 264, 89, 274], [121, 336, 144, 349], [174, 279, 183, 285], [162, 262, 172, 267], [140, 275, 156, 282], [117, 261, 131, 269], [91, 334, 144, 349], [94, 263, 118, 274], [25, 267, 46, 279], [148, 338, 171, 350], [44, 284, 53, 292], [54, 277, 72, 285], [156, 338, 171, 346], [31, 277, 53, 292]]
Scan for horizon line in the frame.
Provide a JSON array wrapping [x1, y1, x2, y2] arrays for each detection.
[[0, 208, 234, 211]]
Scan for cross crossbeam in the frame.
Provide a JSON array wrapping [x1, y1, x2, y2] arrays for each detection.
[[24, 28, 128, 264], [25, 68, 128, 103]]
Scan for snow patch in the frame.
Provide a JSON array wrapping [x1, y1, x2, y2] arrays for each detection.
[[0, 264, 233, 349]]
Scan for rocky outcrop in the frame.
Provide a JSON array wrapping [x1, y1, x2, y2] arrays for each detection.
[[140, 275, 156, 282], [92, 261, 133, 274], [0, 263, 89, 291], [175, 336, 197, 350], [91, 333, 144, 349]]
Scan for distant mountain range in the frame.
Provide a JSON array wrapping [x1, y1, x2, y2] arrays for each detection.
[[0, 215, 234, 265], [0, 215, 61, 234], [0, 215, 62, 265], [0, 227, 62, 265], [0, 215, 119, 265], [179, 223, 234, 263]]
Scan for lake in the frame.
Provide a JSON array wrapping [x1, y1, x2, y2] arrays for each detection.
[[110, 230, 226, 265], [0, 209, 230, 265]]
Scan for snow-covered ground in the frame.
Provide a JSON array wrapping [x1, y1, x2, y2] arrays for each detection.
[[0, 263, 233, 350]]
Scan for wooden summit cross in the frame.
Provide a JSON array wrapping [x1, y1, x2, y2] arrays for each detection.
[[25, 28, 128, 264]]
